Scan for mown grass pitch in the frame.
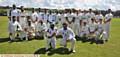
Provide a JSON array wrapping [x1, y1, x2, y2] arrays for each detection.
[[0, 16, 120, 57]]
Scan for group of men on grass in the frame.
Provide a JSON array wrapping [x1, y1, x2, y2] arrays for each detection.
[[7, 4, 113, 53]]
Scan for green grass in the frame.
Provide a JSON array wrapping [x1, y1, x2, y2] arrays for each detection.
[[0, 16, 120, 57]]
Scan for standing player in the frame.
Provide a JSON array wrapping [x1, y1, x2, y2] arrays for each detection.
[[10, 4, 20, 22], [31, 8, 38, 23], [6, 6, 11, 21], [95, 11, 103, 23], [104, 9, 113, 41], [19, 7, 26, 29], [81, 10, 89, 24], [86, 9, 95, 24], [9, 16, 22, 41], [43, 9, 49, 27], [74, 10, 82, 36], [46, 24, 57, 51], [57, 23, 76, 53], [38, 8, 43, 21], [48, 10, 57, 24], [56, 11, 62, 29]]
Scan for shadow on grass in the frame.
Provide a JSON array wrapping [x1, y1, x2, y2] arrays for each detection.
[[0, 37, 9, 43], [75, 36, 104, 44], [34, 48, 46, 54], [0, 36, 45, 43], [34, 47, 72, 56]]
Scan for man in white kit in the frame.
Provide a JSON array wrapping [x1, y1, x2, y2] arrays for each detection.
[[10, 4, 20, 22], [57, 22, 76, 53], [35, 20, 47, 39], [46, 24, 57, 51], [9, 16, 22, 41], [104, 9, 113, 41]]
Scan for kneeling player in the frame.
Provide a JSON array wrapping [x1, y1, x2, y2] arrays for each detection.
[[46, 24, 57, 51], [57, 23, 76, 53]]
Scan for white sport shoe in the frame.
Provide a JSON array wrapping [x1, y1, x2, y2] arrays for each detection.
[[69, 49, 76, 53]]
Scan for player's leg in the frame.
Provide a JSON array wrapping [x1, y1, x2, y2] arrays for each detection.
[[105, 23, 110, 41], [51, 38, 56, 49], [60, 38, 67, 47], [45, 38, 51, 51], [70, 38, 76, 53]]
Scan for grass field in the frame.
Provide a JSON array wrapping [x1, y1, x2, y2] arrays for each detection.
[[0, 16, 120, 57]]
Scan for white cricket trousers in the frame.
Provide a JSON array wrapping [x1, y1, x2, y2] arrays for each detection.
[[104, 22, 110, 40], [61, 38, 76, 50], [46, 37, 56, 50]]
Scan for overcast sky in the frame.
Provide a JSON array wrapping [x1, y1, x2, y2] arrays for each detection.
[[0, 0, 120, 10]]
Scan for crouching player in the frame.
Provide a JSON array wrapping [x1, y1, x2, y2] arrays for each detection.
[[35, 20, 47, 39], [46, 24, 57, 51], [95, 19, 107, 43], [57, 23, 76, 53], [88, 19, 97, 40], [25, 19, 36, 40], [79, 22, 89, 38]]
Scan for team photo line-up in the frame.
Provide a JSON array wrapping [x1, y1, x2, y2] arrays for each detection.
[[7, 4, 113, 53]]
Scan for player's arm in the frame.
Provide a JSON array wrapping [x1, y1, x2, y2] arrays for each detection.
[[35, 14, 39, 22], [65, 17, 70, 24], [105, 18, 111, 24], [71, 17, 75, 23]]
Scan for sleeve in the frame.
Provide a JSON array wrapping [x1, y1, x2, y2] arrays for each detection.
[[69, 28, 75, 38], [56, 29, 62, 35]]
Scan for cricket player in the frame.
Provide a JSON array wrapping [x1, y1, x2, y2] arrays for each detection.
[[65, 10, 75, 29], [35, 20, 47, 38], [8, 17, 13, 41], [86, 9, 95, 24], [88, 18, 97, 39], [56, 11, 62, 29], [74, 10, 82, 36], [95, 11, 103, 23], [9, 16, 22, 41], [104, 9, 113, 41], [46, 24, 57, 51], [60, 12, 66, 24], [43, 9, 49, 24], [95, 19, 107, 42], [7, 6, 12, 39], [6, 6, 11, 20], [81, 10, 89, 24], [48, 11, 57, 25], [10, 4, 20, 22], [38, 8, 43, 21], [21, 15, 32, 40], [31, 8, 38, 23], [79, 22, 89, 38], [57, 23, 76, 53], [19, 9, 26, 29], [71, 11, 77, 35]]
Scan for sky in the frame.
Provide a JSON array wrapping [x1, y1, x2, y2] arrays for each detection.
[[0, 0, 120, 10]]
